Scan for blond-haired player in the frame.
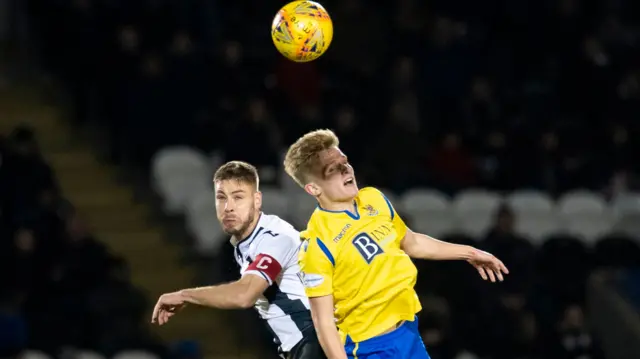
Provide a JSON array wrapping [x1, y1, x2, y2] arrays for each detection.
[[284, 130, 509, 359]]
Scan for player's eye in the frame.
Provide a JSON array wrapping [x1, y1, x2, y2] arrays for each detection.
[[216, 196, 226, 201], [234, 196, 244, 201]]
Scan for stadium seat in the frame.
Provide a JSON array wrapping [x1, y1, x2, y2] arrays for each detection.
[[401, 189, 454, 237], [151, 147, 213, 215], [557, 190, 613, 244], [612, 192, 640, 217], [290, 191, 317, 228], [112, 351, 160, 359], [19, 351, 51, 359], [376, 188, 400, 211], [515, 215, 561, 245], [260, 187, 289, 218], [505, 190, 555, 214], [185, 191, 226, 255], [455, 351, 480, 359], [557, 190, 607, 215], [452, 189, 503, 237], [73, 351, 106, 359], [505, 190, 559, 243], [613, 213, 640, 237]]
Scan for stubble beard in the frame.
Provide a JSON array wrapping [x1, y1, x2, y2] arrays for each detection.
[[224, 205, 257, 240]]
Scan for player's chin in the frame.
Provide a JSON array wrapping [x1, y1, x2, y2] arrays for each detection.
[[343, 184, 359, 198]]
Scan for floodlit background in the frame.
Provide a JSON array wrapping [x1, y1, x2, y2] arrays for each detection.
[[1, 0, 639, 358]]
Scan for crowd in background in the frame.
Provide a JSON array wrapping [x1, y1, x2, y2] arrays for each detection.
[[0, 127, 163, 358], [25, 0, 640, 196], [7, 0, 640, 358]]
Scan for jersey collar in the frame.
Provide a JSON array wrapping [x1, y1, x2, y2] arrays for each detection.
[[316, 200, 361, 220]]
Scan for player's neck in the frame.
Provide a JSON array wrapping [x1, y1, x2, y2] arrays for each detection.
[[317, 197, 355, 212]]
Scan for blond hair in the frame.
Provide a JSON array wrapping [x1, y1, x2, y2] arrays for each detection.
[[283, 129, 339, 187], [213, 161, 259, 189]]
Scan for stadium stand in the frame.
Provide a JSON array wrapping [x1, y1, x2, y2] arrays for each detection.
[[3, 0, 640, 358]]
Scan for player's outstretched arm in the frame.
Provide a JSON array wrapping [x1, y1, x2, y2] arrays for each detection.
[[151, 274, 268, 325], [309, 295, 349, 359], [400, 229, 509, 282]]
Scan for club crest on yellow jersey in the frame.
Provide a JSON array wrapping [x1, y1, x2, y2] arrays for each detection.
[[363, 204, 378, 216]]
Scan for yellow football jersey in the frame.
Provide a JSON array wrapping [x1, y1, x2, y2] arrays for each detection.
[[298, 187, 422, 343]]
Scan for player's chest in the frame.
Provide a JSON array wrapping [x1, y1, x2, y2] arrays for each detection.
[[328, 217, 400, 264]]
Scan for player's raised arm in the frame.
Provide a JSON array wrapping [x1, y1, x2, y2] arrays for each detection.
[[152, 237, 293, 325], [151, 274, 269, 325], [377, 188, 509, 283], [400, 230, 509, 282]]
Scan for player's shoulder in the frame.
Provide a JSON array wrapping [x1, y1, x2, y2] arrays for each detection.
[[358, 186, 390, 205], [250, 214, 300, 249], [358, 187, 396, 219], [298, 235, 336, 267]]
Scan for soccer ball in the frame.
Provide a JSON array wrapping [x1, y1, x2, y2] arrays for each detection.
[[271, 1, 333, 62]]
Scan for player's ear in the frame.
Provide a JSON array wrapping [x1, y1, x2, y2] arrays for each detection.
[[254, 190, 262, 210], [304, 182, 321, 197]]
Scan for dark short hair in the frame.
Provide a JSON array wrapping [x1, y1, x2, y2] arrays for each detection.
[[213, 161, 259, 189]]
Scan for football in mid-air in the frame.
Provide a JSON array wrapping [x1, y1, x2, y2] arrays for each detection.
[[271, 1, 333, 62]]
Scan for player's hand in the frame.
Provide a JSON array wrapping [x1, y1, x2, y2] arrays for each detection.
[[151, 291, 187, 325], [467, 250, 509, 283]]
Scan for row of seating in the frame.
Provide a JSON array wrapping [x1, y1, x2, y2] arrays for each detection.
[[151, 147, 640, 254]]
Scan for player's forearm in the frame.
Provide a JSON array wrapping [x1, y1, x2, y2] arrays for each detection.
[[402, 230, 475, 261], [315, 322, 348, 359], [180, 282, 252, 309]]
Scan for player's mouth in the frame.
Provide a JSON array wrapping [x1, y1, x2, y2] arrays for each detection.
[[223, 217, 238, 226], [343, 177, 355, 186]]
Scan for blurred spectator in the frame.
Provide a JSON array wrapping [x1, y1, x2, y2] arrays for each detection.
[[427, 133, 476, 194], [483, 206, 535, 289], [0, 294, 27, 358], [546, 304, 604, 359]]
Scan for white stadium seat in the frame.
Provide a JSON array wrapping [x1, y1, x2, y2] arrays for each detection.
[[113, 351, 160, 359], [612, 192, 640, 218], [557, 190, 607, 215], [19, 351, 52, 359], [290, 191, 318, 228], [453, 189, 503, 237], [401, 189, 454, 237], [515, 215, 561, 245], [506, 190, 558, 244], [73, 351, 106, 359], [563, 215, 614, 244], [185, 191, 226, 255], [260, 187, 290, 218], [151, 147, 213, 215], [557, 190, 613, 244], [506, 190, 554, 215], [376, 188, 400, 211]]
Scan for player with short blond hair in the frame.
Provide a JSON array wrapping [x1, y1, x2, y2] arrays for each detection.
[[284, 130, 509, 359]]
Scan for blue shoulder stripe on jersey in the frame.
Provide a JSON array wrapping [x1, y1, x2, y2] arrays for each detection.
[[381, 193, 395, 220], [316, 238, 335, 266]]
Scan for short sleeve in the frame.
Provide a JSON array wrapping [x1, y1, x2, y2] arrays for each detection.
[[244, 234, 294, 285], [298, 237, 334, 297], [378, 189, 409, 240]]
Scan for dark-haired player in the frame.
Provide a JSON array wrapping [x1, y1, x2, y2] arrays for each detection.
[[151, 161, 326, 359]]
